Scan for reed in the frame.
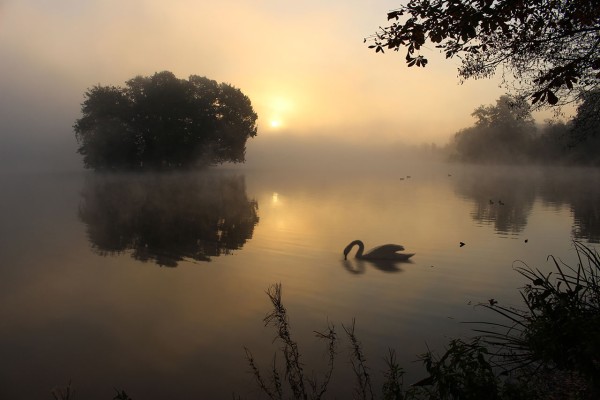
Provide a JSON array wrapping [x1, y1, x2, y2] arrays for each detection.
[[469, 241, 600, 397]]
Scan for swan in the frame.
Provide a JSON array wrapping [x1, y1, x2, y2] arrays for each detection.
[[343, 240, 414, 261]]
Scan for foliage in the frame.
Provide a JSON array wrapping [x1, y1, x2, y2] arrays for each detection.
[[446, 92, 600, 165], [448, 95, 536, 163], [367, 0, 600, 107], [531, 119, 572, 163], [474, 241, 600, 395], [570, 89, 600, 143], [559, 89, 600, 164], [74, 71, 257, 170], [415, 338, 501, 400]]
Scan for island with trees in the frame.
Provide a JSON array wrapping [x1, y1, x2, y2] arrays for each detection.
[[74, 71, 258, 170]]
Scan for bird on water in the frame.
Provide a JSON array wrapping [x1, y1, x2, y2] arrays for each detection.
[[343, 240, 414, 261]]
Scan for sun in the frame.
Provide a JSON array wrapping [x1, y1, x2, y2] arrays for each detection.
[[262, 95, 294, 131]]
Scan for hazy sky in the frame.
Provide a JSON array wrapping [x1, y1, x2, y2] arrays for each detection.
[[1, 0, 558, 171]]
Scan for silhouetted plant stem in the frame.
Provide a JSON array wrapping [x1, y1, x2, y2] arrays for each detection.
[[343, 318, 375, 400], [245, 347, 278, 400], [51, 380, 73, 400], [381, 349, 405, 400], [310, 324, 337, 398], [263, 283, 307, 399]]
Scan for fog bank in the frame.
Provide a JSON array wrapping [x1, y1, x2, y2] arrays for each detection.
[[240, 134, 442, 173]]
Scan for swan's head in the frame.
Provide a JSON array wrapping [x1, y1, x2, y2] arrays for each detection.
[[343, 240, 364, 259], [343, 241, 358, 260], [343, 246, 350, 260]]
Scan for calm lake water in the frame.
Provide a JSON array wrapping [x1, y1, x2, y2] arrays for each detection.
[[1, 161, 599, 399]]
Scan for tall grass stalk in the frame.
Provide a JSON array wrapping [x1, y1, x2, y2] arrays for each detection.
[[245, 283, 340, 400], [51, 381, 73, 400], [343, 319, 375, 400]]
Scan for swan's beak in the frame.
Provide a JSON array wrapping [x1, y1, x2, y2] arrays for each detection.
[[343, 245, 352, 260]]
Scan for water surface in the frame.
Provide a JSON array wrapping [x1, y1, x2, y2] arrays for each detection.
[[1, 163, 598, 399]]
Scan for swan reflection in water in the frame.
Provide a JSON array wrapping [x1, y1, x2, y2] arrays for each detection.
[[342, 240, 415, 274]]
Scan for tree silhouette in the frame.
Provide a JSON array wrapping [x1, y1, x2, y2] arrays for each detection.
[[565, 89, 600, 164], [74, 71, 258, 170], [367, 0, 600, 107], [449, 95, 536, 163]]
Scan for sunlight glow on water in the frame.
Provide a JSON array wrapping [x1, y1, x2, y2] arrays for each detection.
[[0, 164, 598, 399]]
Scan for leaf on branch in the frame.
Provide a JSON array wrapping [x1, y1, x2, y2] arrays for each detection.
[[532, 89, 559, 105], [531, 90, 546, 105], [430, 32, 443, 43], [547, 90, 558, 105], [387, 11, 402, 20], [566, 79, 573, 90], [405, 55, 428, 68]]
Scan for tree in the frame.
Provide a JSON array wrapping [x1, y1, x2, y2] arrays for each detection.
[[533, 119, 571, 163], [565, 89, 600, 164], [367, 0, 600, 107], [571, 89, 600, 142], [74, 71, 258, 170], [449, 95, 536, 162]]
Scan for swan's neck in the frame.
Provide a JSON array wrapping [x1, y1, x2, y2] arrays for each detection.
[[352, 240, 365, 258]]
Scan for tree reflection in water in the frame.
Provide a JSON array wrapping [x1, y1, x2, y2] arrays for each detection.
[[454, 168, 535, 235], [78, 171, 259, 266], [453, 167, 600, 242], [538, 169, 600, 244]]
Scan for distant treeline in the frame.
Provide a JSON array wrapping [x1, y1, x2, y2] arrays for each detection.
[[444, 91, 600, 165]]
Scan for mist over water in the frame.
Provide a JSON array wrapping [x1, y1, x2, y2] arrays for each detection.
[[240, 133, 442, 175], [1, 135, 598, 398]]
